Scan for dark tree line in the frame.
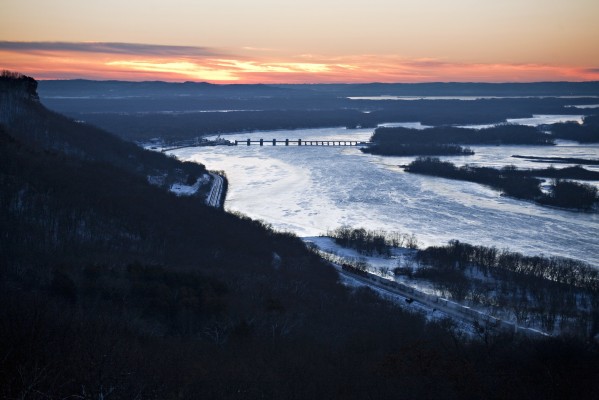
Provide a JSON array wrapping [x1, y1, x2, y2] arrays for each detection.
[[540, 179, 599, 209], [549, 115, 599, 143], [361, 124, 558, 157], [417, 240, 599, 292], [327, 226, 418, 256], [406, 240, 599, 334], [405, 157, 599, 210], [362, 143, 474, 156], [328, 227, 599, 335], [370, 124, 555, 146]]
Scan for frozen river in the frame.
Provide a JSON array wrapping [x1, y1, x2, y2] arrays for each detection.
[[170, 125, 599, 266]]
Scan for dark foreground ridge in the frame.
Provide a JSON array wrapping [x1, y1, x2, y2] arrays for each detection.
[[3, 72, 599, 399]]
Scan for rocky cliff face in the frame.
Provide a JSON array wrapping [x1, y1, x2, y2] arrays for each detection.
[[0, 70, 39, 101]]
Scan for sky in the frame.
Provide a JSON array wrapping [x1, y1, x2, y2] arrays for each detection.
[[1, 0, 599, 83]]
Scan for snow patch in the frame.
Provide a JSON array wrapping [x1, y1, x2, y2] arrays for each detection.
[[169, 174, 209, 196]]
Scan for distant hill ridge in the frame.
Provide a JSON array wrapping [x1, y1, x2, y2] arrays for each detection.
[[36, 77, 599, 142], [39, 79, 599, 98]]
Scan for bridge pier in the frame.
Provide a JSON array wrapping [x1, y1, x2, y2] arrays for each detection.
[[260, 139, 263, 146], [285, 139, 289, 146], [247, 139, 250, 146], [273, 139, 277, 146], [298, 139, 302, 146]]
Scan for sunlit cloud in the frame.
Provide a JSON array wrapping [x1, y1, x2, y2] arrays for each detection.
[[216, 60, 334, 74], [106, 60, 238, 81], [1, 41, 598, 83], [215, 60, 303, 74], [273, 63, 333, 73], [241, 46, 278, 52]]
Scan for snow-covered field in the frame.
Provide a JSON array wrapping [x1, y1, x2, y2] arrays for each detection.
[[304, 236, 414, 277], [169, 124, 599, 266]]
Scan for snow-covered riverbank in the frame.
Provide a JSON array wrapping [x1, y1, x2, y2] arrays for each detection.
[[168, 126, 599, 266]]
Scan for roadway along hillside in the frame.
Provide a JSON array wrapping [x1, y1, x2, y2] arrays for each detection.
[[334, 264, 548, 337], [206, 173, 224, 208]]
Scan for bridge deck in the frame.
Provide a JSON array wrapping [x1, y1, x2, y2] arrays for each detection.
[[160, 139, 369, 152], [235, 139, 366, 146]]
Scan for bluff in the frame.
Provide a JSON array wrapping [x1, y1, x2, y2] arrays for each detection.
[[2, 72, 598, 399]]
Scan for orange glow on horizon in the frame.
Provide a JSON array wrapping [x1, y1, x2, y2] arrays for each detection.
[[1, 46, 598, 84]]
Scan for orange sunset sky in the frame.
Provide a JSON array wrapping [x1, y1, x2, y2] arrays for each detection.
[[2, 0, 599, 83]]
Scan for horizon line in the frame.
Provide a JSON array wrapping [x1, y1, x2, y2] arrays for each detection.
[[34, 77, 599, 85]]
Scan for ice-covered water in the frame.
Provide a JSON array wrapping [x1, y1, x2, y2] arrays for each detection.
[[459, 114, 585, 129], [348, 96, 599, 101], [171, 127, 599, 266], [377, 122, 432, 129], [567, 104, 599, 109]]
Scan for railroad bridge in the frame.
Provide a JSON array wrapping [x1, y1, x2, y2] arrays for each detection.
[[160, 138, 368, 152], [235, 139, 366, 146]]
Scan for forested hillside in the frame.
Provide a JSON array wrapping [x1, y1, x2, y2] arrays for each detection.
[[2, 73, 599, 399], [1, 71, 206, 188]]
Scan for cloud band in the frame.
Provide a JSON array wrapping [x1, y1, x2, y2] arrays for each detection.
[[0, 41, 220, 57]]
